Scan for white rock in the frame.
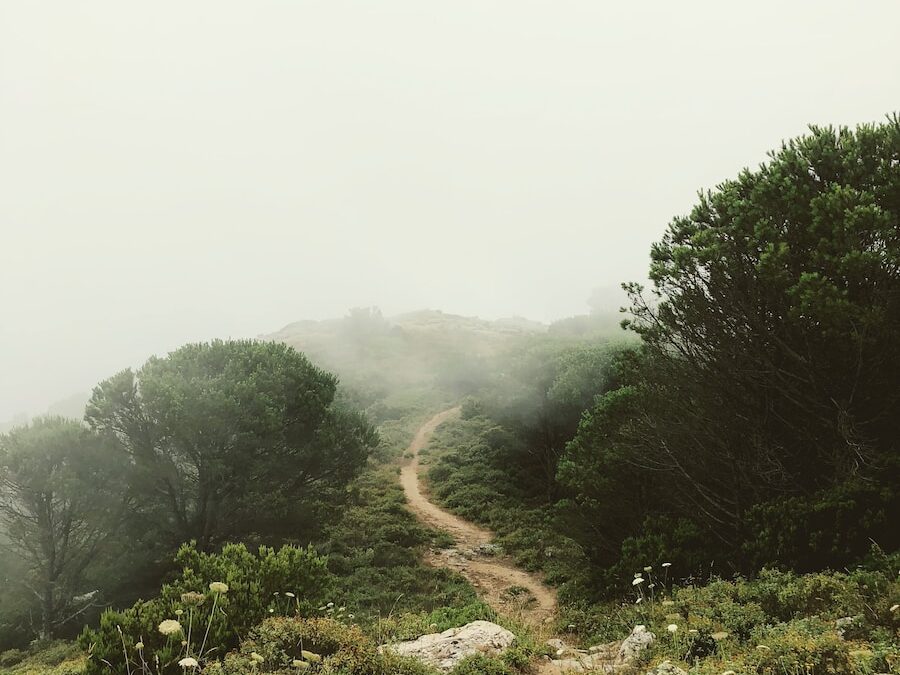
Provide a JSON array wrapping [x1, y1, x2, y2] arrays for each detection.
[[617, 625, 655, 663], [381, 620, 515, 671]]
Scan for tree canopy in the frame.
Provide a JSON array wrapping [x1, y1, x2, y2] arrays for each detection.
[[85, 340, 377, 548], [561, 118, 900, 581], [0, 417, 129, 638]]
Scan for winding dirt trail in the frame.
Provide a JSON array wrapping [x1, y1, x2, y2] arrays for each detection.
[[400, 408, 558, 628]]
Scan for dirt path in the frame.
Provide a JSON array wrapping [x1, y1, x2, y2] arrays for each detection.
[[400, 407, 558, 628]]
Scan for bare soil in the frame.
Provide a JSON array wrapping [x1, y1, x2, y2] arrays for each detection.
[[399, 408, 559, 628]]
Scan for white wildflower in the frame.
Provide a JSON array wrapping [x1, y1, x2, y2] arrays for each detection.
[[158, 619, 183, 636], [178, 657, 199, 668], [209, 581, 229, 594], [632, 577, 644, 586], [667, 624, 678, 633]]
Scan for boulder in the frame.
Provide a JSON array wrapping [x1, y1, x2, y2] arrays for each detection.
[[381, 620, 515, 671], [617, 625, 655, 663]]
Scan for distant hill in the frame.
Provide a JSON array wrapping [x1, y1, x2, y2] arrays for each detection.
[[262, 309, 548, 409], [262, 307, 625, 419]]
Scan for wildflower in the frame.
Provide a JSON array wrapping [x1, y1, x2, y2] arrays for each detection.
[[644, 566, 653, 572], [268, 608, 275, 613], [891, 604, 899, 612], [648, 583, 656, 589], [135, 642, 144, 650], [661, 562, 672, 568], [178, 657, 199, 668], [721, 671, 736, 675], [667, 624, 678, 633], [181, 592, 205, 606], [635, 597, 643, 604], [662, 600, 675, 606], [300, 650, 321, 663], [632, 577, 644, 586], [712, 631, 729, 641], [181, 641, 188, 647], [175, 609, 184, 617], [326, 602, 334, 608], [158, 619, 183, 636], [285, 592, 295, 598], [348, 614, 355, 619], [634, 572, 642, 578], [250, 652, 264, 664], [293, 661, 311, 670], [209, 582, 229, 594], [338, 606, 346, 611]]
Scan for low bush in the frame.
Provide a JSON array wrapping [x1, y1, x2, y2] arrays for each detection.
[[78, 542, 331, 674], [209, 616, 435, 675], [0, 648, 27, 667]]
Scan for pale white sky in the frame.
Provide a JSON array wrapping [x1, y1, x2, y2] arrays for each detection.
[[1, 1, 899, 420]]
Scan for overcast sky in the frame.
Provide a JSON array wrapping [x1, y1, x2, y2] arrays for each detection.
[[1, 1, 899, 420]]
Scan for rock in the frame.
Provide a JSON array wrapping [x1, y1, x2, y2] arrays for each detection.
[[835, 616, 858, 638], [645, 660, 687, 675], [546, 638, 565, 651], [552, 654, 619, 672], [552, 657, 589, 672], [617, 625, 655, 663], [475, 543, 503, 556], [589, 641, 618, 658], [381, 620, 515, 671]]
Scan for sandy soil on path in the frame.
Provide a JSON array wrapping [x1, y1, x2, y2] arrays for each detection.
[[399, 407, 558, 628]]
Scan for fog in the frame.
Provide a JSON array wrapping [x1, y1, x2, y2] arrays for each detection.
[[1, 1, 898, 421]]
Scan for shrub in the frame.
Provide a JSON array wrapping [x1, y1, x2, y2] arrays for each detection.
[[449, 654, 513, 675], [216, 616, 435, 675], [744, 619, 853, 675], [79, 542, 331, 674], [0, 648, 27, 667]]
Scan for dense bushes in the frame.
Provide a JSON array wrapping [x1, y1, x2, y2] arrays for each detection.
[[322, 464, 479, 619], [210, 616, 432, 675], [561, 553, 900, 674], [561, 119, 900, 584], [79, 543, 331, 674]]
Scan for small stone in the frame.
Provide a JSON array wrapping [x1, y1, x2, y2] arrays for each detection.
[[646, 660, 688, 675]]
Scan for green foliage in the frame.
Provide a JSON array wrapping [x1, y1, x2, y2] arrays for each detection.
[[85, 339, 377, 549], [0, 648, 26, 667], [0, 418, 130, 639], [78, 542, 331, 674], [211, 616, 436, 675], [449, 654, 513, 675], [560, 118, 900, 588], [559, 555, 900, 674], [0, 641, 85, 675], [321, 465, 479, 620]]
